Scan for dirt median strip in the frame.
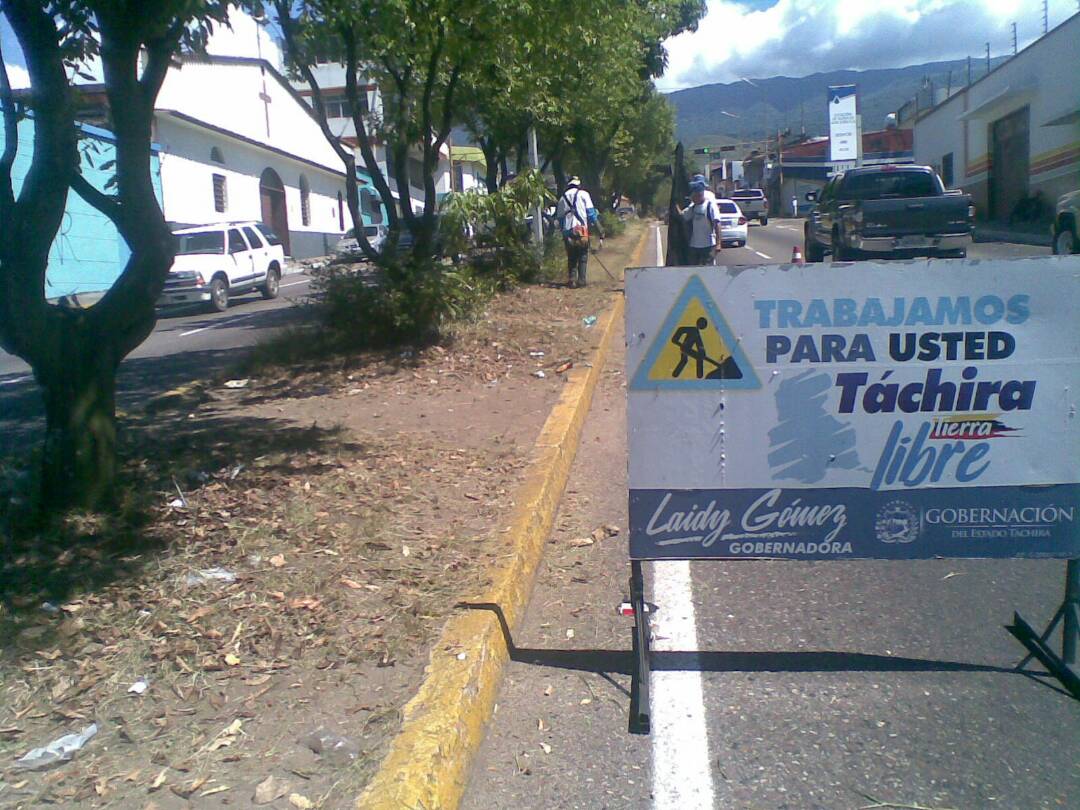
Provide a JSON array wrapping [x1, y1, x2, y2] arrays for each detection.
[[355, 226, 650, 810]]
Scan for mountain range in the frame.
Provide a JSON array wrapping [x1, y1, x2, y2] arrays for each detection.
[[665, 57, 1009, 149]]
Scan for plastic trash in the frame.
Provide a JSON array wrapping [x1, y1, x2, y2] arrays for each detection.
[[223, 379, 250, 389], [128, 678, 150, 695], [528, 351, 545, 358], [302, 729, 360, 767], [532, 370, 546, 379], [40, 602, 61, 614], [582, 315, 598, 328], [185, 567, 237, 587], [15, 723, 98, 771]]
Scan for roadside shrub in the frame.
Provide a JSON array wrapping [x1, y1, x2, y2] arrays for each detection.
[[312, 256, 496, 348], [599, 210, 626, 239], [441, 169, 551, 285]]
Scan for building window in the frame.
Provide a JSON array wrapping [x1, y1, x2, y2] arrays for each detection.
[[323, 93, 368, 119], [210, 146, 224, 164], [407, 157, 425, 190], [941, 152, 954, 187], [361, 188, 382, 224], [299, 175, 311, 226], [212, 173, 228, 213]]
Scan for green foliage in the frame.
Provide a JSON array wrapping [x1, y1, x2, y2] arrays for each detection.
[[440, 169, 551, 282], [312, 256, 496, 348], [598, 210, 626, 240]]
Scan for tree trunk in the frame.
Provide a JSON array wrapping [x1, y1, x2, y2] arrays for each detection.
[[37, 329, 120, 511]]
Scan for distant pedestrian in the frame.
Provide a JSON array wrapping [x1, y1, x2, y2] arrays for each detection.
[[556, 177, 604, 288], [791, 195, 799, 217], [678, 179, 722, 265]]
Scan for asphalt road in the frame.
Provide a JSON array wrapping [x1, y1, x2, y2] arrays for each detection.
[[0, 274, 313, 454], [463, 222, 1077, 809]]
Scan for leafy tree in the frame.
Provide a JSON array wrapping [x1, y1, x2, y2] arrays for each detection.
[[0, 0, 231, 510], [274, 0, 501, 261]]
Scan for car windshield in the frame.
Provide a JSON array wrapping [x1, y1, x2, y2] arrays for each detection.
[[718, 202, 739, 214], [175, 231, 224, 255], [840, 171, 938, 200]]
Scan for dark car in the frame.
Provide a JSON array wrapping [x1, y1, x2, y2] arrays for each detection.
[[804, 165, 973, 262]]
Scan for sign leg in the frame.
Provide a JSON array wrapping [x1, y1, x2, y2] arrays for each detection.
[[1009, 559, 1080, 699], [629, 560, 652, 734]]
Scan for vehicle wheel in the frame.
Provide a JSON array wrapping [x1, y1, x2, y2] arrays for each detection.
[[805, 236, 826, 262], [759, 216, 768, 226], [1054, 225, 1077, 255], [209, 277, 229, 312], [738, 240, 746, 248], [261, 266, 281, 299]]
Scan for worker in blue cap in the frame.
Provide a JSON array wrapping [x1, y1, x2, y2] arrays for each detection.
[[678, 179, 723, 265]]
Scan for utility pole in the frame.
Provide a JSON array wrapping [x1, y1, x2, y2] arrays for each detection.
[[946, 69, 952, 100], [986, 42, 991, 74], [528, 127, 542, 245], [967, 56, 972, 86], [1043, 0, 1049, 35], [1011, 22, 1018, 55]]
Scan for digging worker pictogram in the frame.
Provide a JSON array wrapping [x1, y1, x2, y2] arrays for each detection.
[[669, 315, 743, 380]]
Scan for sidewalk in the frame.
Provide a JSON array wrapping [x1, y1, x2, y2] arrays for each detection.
[[974, 219, 1052, 247]]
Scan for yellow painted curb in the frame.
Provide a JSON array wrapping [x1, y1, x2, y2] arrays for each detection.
[[356, 225, 650, 810]]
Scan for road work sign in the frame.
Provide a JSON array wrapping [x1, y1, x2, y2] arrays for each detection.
[[626, 260, 1080, 560]]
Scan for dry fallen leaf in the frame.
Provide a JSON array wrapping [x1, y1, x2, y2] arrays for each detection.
[[288, 597, 321, 611], [540, 742, 552, 754], [289, 793, 315, 809], [254, 774, 291, 805], [224, 653, 241, 667], [269, 554, 286, 568], [201, 785, 230, 797], [340, 578, 363, 590], [149, 768, 168, 791], [569, 537, 594, 548]]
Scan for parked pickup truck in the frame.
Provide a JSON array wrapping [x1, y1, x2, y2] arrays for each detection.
[[731, 188, 768, 225], [1051, 189, 1079, 255], [161, 221, 285, 312], [803, 165, 973, 262]]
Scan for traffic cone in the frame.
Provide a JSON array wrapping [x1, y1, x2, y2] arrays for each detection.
[[791, 246, 805, 265]]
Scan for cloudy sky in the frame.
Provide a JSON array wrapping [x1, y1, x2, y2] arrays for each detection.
[[659, 0, 1079, 91]]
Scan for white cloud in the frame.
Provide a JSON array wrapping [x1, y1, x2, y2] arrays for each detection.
[[4, 61, 29, 89], [658, 0, 1078, 90]]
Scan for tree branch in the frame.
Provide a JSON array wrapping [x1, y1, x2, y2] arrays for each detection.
[[70, 171, 122, 223]]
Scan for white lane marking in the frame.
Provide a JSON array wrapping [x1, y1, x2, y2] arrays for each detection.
[[651, 560, 717, 809], [754, 250, 772, 260], [0, 374, 31, 387], [179, 311, 262, 338], [280, 280, 308, 290], [655, 224, 664, 265]]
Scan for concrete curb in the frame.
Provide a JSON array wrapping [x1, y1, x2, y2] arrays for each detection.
[[355, 226, 649, 810], [973, 225, 1052, 247]]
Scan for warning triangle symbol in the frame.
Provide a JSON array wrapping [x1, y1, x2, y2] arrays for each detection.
[[630, 275, 760, 391]]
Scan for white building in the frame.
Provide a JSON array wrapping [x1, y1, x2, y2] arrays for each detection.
[[294, 62, 452, 213], [75, 54, 351, 259], [450, 146, 489, 193], [913, 13, 1080, 221], [154, 55, 351, 258]]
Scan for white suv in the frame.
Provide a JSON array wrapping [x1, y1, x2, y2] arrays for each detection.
[[161, 222, 286, 312]]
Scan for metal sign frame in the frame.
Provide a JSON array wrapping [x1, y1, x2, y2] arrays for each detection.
[[624, 260, 1080, 734]]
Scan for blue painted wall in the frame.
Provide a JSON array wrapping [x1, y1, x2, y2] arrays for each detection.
[[1, 117, 163, 298]]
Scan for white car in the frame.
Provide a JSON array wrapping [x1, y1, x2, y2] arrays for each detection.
[[160, 222, 285, 312], [716, 199, 748, 247]]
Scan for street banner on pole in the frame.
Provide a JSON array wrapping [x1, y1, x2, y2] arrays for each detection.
[[828, 85, 858, 162], [626, 259, 1080, 560]]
